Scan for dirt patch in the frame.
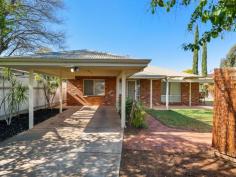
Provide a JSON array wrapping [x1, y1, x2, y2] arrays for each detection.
[[120, 115, 236, 177], [0, 108, 65, 142]]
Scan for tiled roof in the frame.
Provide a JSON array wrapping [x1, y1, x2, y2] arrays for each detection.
[[19, 50, 135, 60], [131, 66, 199, 78]]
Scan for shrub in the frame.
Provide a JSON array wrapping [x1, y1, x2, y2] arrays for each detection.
[[35, 74, 59, 109], [130, 101, 147, 128], [126, 97, 133, 123], [0, 68, 28, 125]]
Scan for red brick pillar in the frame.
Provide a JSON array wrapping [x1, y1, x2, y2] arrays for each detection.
[[213, 68, 236, 158]]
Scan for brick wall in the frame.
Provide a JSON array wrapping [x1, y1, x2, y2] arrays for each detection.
[[140, 79, 200, 107], [140, 79, 161, 107], [140, 79, 150, 107], [153, 80, 162, 106], [212, 68, 236, 158], [67, 76, 116, 106], [181, 82, 200, 105]]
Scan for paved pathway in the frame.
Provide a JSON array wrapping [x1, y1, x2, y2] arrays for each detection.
[[124, 114, 212, 153], [121, 115, 236, 177], [0, 106, 123, 177]]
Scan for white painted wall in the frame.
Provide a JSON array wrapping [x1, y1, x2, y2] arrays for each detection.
[[0, 75, 66, 120]]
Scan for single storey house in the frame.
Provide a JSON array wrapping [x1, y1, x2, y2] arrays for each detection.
[[0, 50, 213, 128]]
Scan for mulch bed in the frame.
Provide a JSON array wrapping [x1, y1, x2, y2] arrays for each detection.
[[0, 108, 65, 142], [120, 149, 236, 177], [120, 115, 236, 177]]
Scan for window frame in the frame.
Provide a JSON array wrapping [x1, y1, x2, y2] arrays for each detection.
[[161, 81, 181, 103], [83, 79, 105, 96]]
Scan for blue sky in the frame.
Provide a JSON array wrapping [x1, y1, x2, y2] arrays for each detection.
[[59, 0, 236, 73]]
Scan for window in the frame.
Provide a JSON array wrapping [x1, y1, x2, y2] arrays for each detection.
[[84, 79, 105, 96], [161, 82, 181, 103]]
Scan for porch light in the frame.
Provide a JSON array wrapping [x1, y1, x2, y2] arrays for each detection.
[[70, 67, 79, 73]]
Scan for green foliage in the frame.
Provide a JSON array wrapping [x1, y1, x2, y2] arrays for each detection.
[[220, 44, 236, 67], [0, 68, 28, 125], [201, 41, 208, 77], [35, 74, 59, 109], [130, 101, 146, 128], [147, 108, 213, 133], [151, 0, 236, 50], [0, 0, 64, 56], [192, 25, 199, 75], [126, 97, 133, 122], [182, 69, 193, 74]]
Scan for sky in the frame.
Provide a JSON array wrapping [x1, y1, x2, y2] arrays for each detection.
[[58, 0, 236, 73]]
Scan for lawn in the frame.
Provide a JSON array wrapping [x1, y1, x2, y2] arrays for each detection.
[[146, 109, 213, 132]]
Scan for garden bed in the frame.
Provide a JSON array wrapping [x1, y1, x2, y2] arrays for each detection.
[[120, 114, 236, 177], [0, 108, 65, 142]]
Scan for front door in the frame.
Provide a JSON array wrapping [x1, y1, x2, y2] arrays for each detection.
[[127, 80, 136, 100]]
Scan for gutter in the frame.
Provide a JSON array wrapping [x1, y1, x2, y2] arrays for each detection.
[[0, 58, 151, 64]]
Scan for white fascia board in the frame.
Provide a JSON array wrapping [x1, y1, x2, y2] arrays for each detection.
[[0, 58, 151, 68], [130, 75, 166, 79], [168, 78, 214, 83]]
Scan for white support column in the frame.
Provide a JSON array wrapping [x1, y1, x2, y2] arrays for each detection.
[[166, 78, 169, 110], [121, 72, 126, 128], [116, 76, 120, 111], [189, 81, 192, 107], [29, 69, 34, 129], [150, 79, 153, 109], [59, 77, 63, 113]]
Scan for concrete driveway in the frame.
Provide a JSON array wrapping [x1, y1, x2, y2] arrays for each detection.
[[0, 106, 123, 177]]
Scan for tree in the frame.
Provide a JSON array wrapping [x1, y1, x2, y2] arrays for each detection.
[[182, 69, 193, 74], [0, 0, 64, 56], [151, 0, 236, 50], [35, 74, 59, 110], [202, 41, 208, 76], [192, 25, 199, 75], [220, 44, 236, 67]]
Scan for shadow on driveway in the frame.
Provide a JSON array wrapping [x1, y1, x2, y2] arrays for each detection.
[[0, 106, 122, 177]]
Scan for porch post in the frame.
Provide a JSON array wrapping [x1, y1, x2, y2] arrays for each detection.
[[165, 78, 169, 110], [29, 69, 34, 129], [59, 77, 63, 113], [121, 72, 126, 128], [116, 76, 120, 111], [150, 79, 153, 109], [189, 81, 192, 107]]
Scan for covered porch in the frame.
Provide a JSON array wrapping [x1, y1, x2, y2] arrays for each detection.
[[0, 50, 150, 129], [130, 66, 214, 110]]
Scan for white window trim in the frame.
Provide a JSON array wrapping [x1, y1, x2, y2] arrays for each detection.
[[161, 81, 181, 103], [126, 80, 137, 100], [83, 79, 105, 96]]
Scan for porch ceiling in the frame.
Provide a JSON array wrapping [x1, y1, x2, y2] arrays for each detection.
[[0, 57, 150, 79]]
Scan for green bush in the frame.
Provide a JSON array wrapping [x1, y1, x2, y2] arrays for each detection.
[[130, 101, 147, 128], [126, 97, 133, 123]]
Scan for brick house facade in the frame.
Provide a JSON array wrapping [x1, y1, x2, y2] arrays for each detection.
[[67, 77, 200, 107], [140, 79, 162, 107], [67, 76, 116, 106], [139, 79, 200, 107], [181, 82, 200, 106]]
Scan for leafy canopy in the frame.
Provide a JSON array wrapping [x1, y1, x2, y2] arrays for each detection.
[[220, 43, 236, 67], [192, 25, 199, 75], [151, 0, 236, 50], [0, 0, 64, 56], [202, 41, 208, 76]]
